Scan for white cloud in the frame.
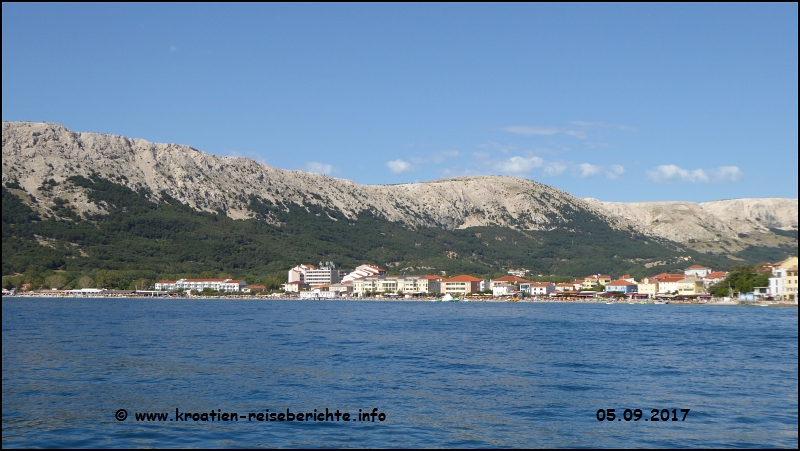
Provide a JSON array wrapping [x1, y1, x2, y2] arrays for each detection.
[[566, 130, 587, 139], [606, 164, 625, 179], [386, 159, 414, 174], [646, 165, 709, 183], [646, 164, 743, 184], [576, 163, 604, 178], [170, 46, 178, 52], [504, 126, 560, 136], [544, 161, 568, 176], [494, 156, 544, 174], [711, 166, 743, 183], [305, 162, 335, 175], [430, 150, 461, 164], [472, 151, 490, 159], [569, 121, 637, 132]]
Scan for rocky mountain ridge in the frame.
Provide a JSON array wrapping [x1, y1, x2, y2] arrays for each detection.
[[3, 122, 797, 255]]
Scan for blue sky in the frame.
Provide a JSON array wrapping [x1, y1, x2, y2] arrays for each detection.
[[3, 3, 797, 202]]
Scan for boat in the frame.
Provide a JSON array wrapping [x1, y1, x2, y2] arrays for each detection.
[[653, 300, 665, 304], [441, 293, 454, 302]]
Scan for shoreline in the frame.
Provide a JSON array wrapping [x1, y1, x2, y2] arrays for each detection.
[[3, 293, 797, 306]]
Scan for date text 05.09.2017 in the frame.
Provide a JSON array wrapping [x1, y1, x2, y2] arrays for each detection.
[[596, 408, 690, 422]]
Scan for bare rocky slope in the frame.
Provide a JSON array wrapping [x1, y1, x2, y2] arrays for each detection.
[[3, 122, 797, 255]]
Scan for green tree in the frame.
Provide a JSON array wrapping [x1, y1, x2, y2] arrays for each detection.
[[77, 275, 95, 289], [46, 274, 67, 290]]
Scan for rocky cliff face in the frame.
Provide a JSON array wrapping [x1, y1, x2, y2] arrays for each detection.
[[3, 122, 797, 255], [584, 198, 797, 254]]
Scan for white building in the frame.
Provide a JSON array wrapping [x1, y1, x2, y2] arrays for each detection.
[[305, 268, 346, 285], [684, 265, 712, 277], [520, 282, 555, 296], [492, 283, 518, 297], [288, 264, 316, 283], [341, 264, 386, 284], [154, 278, 247, 292], [769, 267, 786, 299], [353, 275, 441, 295]]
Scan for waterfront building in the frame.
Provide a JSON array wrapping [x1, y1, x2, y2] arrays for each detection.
[[703, 271, 729, 290], [582, 277, 600, 290], [785, 266, 798, 303], [352, 275, 441, 295], [288, 264, 316, 283], [492, 283, 518, 297], [490, 275, 531, 288], [582, 274, 611, 290], [684, 265, 712, 277], [768, 258, 798, 301], [154, 278, 248, 292], [677, 277, 704, 295], [328, 283, 354, 295], [605, 279, 638, 295], [304, 262, 347, 286], [243, 285, 266, 293], [440, 275, 486, 295], [637, 277, 658, 297], [520, 281, 555, 296], [555, 283, 574, 292], [341, 264, 386, 284], [282, 281, 309, 293], [653, 273, 686, 294]]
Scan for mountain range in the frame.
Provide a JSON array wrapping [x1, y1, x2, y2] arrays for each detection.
[[2, 122, 797, 283]]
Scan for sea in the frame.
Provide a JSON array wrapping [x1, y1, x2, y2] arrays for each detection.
[[2, 298, 797, 448]]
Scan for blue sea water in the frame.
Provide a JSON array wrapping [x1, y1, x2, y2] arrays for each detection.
[[2, 298, 797, 448]]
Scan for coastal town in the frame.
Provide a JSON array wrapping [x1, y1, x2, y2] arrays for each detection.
[[5, 257, 797, 304]]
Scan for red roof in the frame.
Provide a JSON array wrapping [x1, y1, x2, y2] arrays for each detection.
[[442, 275, 484, 282], [607, 279, 637, 286], [527, 282, 552, 287], [686, 265, 711, 269], [492, 275, 532, 283], [184, 278, 227, 282], [704, 271, 728, 279], [652, 273, 685, 282]]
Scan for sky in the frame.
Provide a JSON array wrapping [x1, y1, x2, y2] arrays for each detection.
[[2, 3, 797, 202]]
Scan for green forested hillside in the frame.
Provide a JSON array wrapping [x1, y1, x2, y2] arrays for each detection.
[[0, 176, 780, 290]]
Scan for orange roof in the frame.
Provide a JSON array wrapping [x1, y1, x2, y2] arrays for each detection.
[[607, 279, 637, 286], [423, 275, 442, 280], [184, 278, 227, 282], [527, 282, 552, 287], [686, 265, 711, 269], [652, 273, 684, 281], [493, 275, 532, 283], [704, 271, 728, 279], [442, 275, 484, 282]]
